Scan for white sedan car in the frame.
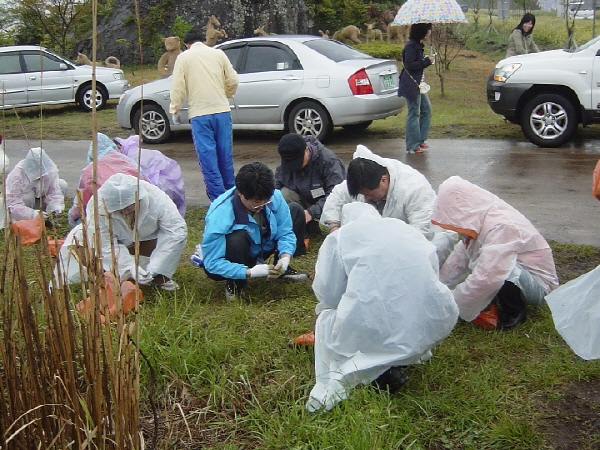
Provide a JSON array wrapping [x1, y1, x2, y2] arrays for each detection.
[[0, 45, 128, 111], [116, 35, 404, 143]]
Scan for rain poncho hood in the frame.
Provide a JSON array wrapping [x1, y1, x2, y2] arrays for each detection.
[[88, 133, 119, 163], [5, 148, 65, 221], [432, 176, 558, 321], [115, 135, 186, 216], [307, 203, 458, 412], [320, 144, 436, 239], [57, 174, 187, 283]]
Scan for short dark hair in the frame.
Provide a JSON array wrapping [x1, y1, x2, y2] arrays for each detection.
[[516, 13, 536, 36], [184, 27, 205, 45], [347, 158, 388, 197], [409, 23, 432, 42], [235, 162, 275, 201]]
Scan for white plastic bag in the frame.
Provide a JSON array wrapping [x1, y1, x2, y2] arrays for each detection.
[[419, 81, 431, 94], [545, 265, 600, 360]]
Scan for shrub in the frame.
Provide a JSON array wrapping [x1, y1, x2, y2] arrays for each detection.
[[355, 41, 404, 60]]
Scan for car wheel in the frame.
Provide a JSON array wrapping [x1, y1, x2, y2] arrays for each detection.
[[342, 120, 373, 132], [520, 94, 577, 147], [132, 104, 172, 144], [288, 101, 332, 142], [77, 84, 107, 111]]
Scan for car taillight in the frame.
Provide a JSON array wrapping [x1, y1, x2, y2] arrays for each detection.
[[348, 69, 373, 95]]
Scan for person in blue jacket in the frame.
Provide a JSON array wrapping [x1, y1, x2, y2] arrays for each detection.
[[201, 162, 309, 301]]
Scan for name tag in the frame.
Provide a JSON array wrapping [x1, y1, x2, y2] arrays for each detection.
[[311, 187, 326, 198]]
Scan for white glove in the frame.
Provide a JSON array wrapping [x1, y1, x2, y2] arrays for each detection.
[[249, 264, 273, 278], [135, 267, 154, 285], [274, 256, 290, 273], [172, 114, 181, 125]]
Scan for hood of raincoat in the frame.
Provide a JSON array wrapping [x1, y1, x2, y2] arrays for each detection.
[[431, 176, 496, 239], [114, 135, 139, 157], [98, 173, 148, 213], [22, 148, 57, 181], [340, 202, 379, 225], [88, 133, 118, 164]]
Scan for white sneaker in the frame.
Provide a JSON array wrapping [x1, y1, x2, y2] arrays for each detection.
[[153, 279, 179, 291]]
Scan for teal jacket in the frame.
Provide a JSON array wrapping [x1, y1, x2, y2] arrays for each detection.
[[201, 188, 296, 279]]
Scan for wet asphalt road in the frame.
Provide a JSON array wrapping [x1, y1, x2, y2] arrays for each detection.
[[4, 133, 600, 246]]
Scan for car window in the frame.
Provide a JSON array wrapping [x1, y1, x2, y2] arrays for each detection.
[[303, 39, 374, 62], [22, 51, 65, 72], [222, 46, 244, 71], [243, 45, 300, 74], [0, 53, 22, 75]]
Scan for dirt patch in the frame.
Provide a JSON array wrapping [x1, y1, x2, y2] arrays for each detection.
[[541, 377, 600, 450]]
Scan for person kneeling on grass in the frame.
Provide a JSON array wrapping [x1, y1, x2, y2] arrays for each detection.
[[306, 203, 458, 412], [57, 173, 187, 291], [431, 176, 559, 330], [200, 162, 309, 301]]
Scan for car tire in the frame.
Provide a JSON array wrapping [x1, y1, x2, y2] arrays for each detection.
[[132, 104, 172, 144], [520, 94, 578, 148], [77, 84, 108, 111], [288, 101, 332, 142], [342, 120, 373, 132]]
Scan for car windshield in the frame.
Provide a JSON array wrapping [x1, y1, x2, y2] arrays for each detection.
[[567, 34, 600, 53], [303, 39, 374, 62]]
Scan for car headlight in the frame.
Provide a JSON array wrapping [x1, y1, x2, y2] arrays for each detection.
[[493, 63, 521, 82]]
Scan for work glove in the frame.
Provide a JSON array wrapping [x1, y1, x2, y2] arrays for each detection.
[[42, 211, 55, 229], [172, 114, 181, 125], [249, 264, 273, 278], [134, 267, 154, 285], [274, 256, 290, 273]]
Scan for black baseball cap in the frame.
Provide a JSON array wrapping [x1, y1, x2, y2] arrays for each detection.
[[278, 134, 307, 173]]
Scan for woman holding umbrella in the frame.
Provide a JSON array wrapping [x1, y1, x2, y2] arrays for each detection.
[[398, 23, 435, 154]]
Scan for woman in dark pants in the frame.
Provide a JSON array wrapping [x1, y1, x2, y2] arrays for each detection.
[[398, 23, 435, 154]]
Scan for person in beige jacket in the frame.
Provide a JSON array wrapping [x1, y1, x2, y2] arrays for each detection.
[[506, 13, 540, 58], [170, 27, 239, 201]]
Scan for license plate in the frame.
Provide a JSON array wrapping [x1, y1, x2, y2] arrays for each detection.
[[382, 74, 394, 90]]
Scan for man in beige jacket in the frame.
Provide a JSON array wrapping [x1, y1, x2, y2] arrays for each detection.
[[170, 27, 239, 201]]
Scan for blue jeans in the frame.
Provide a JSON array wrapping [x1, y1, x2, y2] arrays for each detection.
[[190, 112, 235, 201], [405, 94, 432, 153]]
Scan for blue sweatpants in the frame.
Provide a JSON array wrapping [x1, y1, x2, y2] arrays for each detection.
[[190, 112, 235, 201]]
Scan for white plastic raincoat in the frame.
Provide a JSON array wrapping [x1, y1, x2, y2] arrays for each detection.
[[0, 139, 9, 229], [5, 148, 65, 222], [58, 174, 187, 283], [432, 176, 559, 322], [307, 203, 459, 412]]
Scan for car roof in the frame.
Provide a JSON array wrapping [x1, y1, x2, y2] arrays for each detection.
[[216, 35, 323, 47], [0, 45, 49, 53]]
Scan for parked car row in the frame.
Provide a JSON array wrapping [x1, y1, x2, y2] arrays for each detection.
[[116, 35, 405, 144], [0, 45, 128, 112]]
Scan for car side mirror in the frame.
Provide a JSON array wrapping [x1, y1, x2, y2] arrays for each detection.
[[59, 63, 68, 70]]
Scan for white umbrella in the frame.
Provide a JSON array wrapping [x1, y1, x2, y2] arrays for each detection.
[[392, 0, 468, 25]]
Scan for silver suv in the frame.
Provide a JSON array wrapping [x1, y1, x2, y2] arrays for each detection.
[[0, 45, 128, 111]]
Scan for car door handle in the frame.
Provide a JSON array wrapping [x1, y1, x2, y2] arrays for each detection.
[[283, 76, 300, 81], [29, 76, 37, 80]]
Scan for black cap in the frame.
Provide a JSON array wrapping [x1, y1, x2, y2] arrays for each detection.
[[278, 134, 307, 173]]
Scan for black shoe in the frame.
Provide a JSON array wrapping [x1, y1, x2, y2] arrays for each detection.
[[279, 266, 310, 282], [371, 366, 409, 393], [497, 309, 527, 330], [225, 280, 245, 301], [305, 220, 323, 238]]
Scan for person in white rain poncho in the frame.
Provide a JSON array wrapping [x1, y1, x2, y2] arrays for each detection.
[[58, 173, 187, 291], [307, 203, 458, 413], [0, 134, 9, 229], [5, 147, 67, 223], [320, 145, 456, 263], [431, 176, 559, 330]]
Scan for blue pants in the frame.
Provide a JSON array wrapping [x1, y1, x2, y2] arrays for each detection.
[[405, 94, 432, 153], [190, 112, 235, 201]]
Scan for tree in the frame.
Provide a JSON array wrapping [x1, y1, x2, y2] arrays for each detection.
[[563, 0, 583, 49], [12, 0, 92, 55], [468, 0, 484, 30], [430, 23, 467, 97]]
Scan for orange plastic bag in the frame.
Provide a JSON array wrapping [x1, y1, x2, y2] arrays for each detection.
[[593, 159, 600, 200], [47, 237, 66, 256], [11, 216, 42, 245], [76, 272, 143, 323], [292, 330, 315, 346], [471, 304, 498, 330]]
